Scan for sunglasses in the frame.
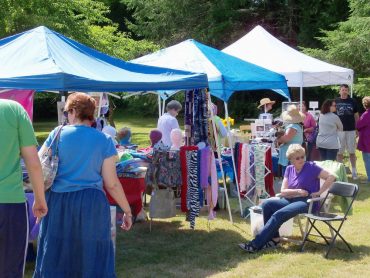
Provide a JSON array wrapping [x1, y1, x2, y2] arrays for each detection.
[[294, 155, 305, 161]]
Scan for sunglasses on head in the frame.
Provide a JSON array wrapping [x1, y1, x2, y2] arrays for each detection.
[[294, 155, 305, 161]]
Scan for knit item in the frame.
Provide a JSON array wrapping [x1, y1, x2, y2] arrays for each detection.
[[199, 147, 211, 189], [186, 150, 200, 229]]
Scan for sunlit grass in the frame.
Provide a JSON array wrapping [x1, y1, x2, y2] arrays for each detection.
[[27, 114, 370, 277]]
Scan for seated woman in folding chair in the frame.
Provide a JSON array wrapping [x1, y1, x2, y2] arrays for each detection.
[[239, 144, 336, 253]]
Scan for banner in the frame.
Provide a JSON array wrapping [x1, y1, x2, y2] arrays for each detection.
[[0, 89, 35, 120]]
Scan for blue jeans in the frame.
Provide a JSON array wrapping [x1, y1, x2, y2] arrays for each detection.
[[251, 197, 309, 249], [306, 142, 314, 161], [319, 148, 338, 161], [363, 152, 370, 181]]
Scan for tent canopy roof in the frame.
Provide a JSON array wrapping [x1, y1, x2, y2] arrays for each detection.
[[0, 26, 208, 92], [223, 25, 353, 87], [132, 39, 289, 101]]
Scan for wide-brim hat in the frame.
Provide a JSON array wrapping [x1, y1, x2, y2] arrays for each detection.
[[281, 105, 305, 124], [258, 98, 276, 108]]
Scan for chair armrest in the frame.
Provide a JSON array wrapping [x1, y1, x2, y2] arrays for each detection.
[[307, 196, 325, 203]]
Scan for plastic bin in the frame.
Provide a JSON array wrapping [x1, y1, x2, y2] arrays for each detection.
[[249, 206, 293, 237]]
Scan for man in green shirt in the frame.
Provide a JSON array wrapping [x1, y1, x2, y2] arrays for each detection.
[[0, 99, 47, 277]]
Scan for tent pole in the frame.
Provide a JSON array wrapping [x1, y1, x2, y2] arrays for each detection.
[[350, 83, 353, 98], [208, 94, 233, 223], [224, 101, 243, 217], [162, 99, 166, 115], [158, 94, 161, 118], [299, 86, 303, 111]]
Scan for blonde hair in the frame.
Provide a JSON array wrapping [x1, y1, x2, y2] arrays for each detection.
[[286, 144, 306, 160], [362, 96, 370, 109]]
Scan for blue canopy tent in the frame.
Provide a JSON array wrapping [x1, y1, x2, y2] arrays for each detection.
[[132, 39, 290, 102], [0, 26, 208, 92], [133, 39, 290, 218]]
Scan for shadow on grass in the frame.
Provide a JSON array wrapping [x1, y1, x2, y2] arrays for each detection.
[[115, 219, 248, 278], [286, 240, 370, 261]]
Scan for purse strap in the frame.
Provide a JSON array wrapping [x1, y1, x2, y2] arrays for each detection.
[[46, 125, 64, 157]]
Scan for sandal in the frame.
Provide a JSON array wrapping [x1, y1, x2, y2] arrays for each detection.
[[238, 242, 257, 253], [261, 239, 280, 250]]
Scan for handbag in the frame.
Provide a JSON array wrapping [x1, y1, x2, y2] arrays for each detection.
[[149, 187, 177, 219], [39, 125, 63, 190]]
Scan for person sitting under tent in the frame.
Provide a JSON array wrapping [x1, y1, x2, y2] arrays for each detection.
[[157, 100, 182, 147], [239, 144, 335, 253]]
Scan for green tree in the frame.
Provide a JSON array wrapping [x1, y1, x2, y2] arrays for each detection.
[[0, 0, 158, 60], [302, 0, 370, 96]]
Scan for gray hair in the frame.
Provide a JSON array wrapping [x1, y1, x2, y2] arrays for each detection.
[[166, 100, 182, 112], [286, 144, 306, 160]]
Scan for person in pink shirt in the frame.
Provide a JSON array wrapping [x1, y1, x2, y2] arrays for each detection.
[[301, 101, 317, 160], [356, 96, 370, 184]]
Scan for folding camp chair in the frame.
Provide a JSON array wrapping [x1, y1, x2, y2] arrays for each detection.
[[300, 181, 358, 258]]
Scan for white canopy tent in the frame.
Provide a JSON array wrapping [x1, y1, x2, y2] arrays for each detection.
[[223, 25, 354, 104]]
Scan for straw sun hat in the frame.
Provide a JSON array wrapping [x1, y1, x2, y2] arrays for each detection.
[[258, 98, 276, 108], [282, 105, 305, 124]]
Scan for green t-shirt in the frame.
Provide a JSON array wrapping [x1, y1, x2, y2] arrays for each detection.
[[0, 99, 38, 203]]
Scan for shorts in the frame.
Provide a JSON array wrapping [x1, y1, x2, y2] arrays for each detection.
[[338, 130, 357, 154], [0, 202, 29, 278]]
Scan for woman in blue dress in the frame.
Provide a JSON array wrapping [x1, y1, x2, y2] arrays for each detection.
[[34, 93, 132, 278]]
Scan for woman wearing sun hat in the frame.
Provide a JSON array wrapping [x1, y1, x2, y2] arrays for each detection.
[[258, 98, 276, 120], [277, 105, 305, 174]]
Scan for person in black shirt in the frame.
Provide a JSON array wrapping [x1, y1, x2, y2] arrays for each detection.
[[335, 84, 359, 179]]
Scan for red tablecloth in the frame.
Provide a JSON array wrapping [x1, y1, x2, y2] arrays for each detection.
[[105, 177, 146, 216]]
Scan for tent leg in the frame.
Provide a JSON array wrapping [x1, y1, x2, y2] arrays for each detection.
[[158, 94, 161, 118], [162, 99, 166, 115], [350, 83, 353, 98], [299, 86, 303, 111], [208, 93, 233, 223], [224, 102, 243, 217]]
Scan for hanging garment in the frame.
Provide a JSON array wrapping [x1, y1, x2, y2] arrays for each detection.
[[197, 149, 204, 207], [193, 89, 209, 145], [186, 150, 200, 229], [264, 147, 275, 196], [144, 150, 182, 189], [199, 147, 211, 189], [209, 151, 218, 208], [240, 143, 250, 191], [180, 146, 198, 212], [246, 145, 256, 199], [184, 90, 194, 146], [254, 145, 269, 198]]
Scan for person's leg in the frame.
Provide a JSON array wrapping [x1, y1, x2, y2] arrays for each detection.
[[362, 152, 370, 182], [251, 198, 309, 249], [337, 131, 346, 162], [307, 142, 313, 161], [326, 149, 339, 160], [0, 203, 28, 278], [261, 198, 290, 239], [347, 131, 357, 178], [319, 148, 327, 161]]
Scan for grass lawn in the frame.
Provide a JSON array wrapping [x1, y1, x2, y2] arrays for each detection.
[[26, 113, 370, 278]]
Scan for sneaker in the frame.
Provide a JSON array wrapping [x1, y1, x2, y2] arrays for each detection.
[[260, 239, 280, 250], [238, 242, 257, 253], [352, 172, 358, 180]]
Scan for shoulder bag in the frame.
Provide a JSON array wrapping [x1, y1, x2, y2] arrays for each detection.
[[39, 125, 63, 191]]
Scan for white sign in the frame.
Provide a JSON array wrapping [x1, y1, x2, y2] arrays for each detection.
[[309, 101, 319, 109]]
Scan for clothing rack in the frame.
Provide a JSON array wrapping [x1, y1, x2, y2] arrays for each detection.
[[236, 142, 273, 218]]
